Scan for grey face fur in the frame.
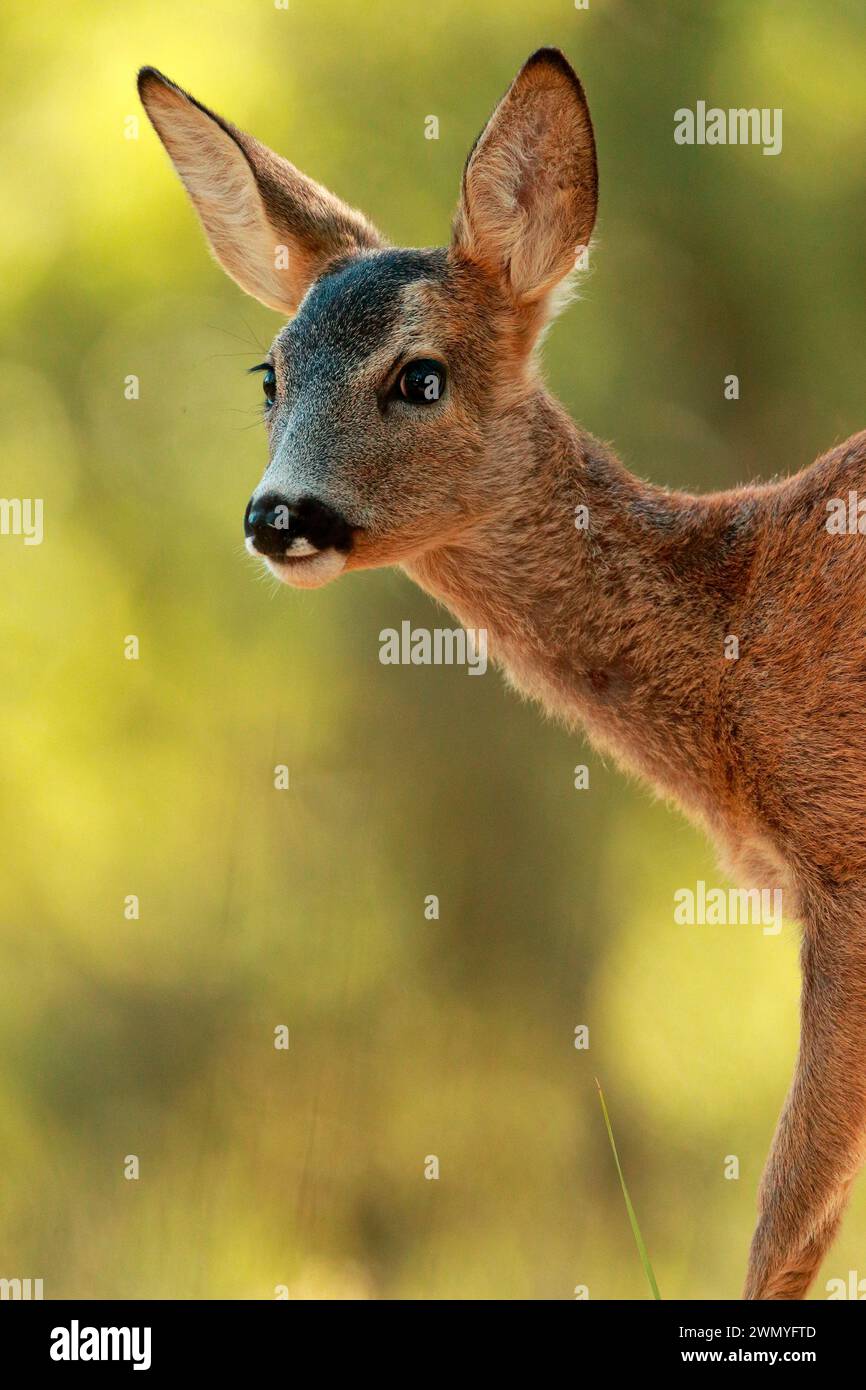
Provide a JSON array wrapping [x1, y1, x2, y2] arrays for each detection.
[[256, 249, 447, 513], [245, 246, 492, 587]]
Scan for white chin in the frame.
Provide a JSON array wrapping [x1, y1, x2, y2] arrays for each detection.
[[263, 548, 347, 589]]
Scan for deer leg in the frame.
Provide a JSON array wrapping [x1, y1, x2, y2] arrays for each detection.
[[744, 923, 866, 1299]]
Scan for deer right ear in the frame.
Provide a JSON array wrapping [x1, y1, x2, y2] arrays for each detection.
[[451, 48, 598, 307], [137, 68, 384, 314]]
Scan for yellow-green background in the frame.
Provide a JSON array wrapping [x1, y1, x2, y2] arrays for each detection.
[[1, 0, 864, 1300]]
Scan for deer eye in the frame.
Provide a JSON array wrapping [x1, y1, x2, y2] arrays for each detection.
[[250, 362, 277, 406], [398, 359, 446, 404], [261, 367, 277, 405]]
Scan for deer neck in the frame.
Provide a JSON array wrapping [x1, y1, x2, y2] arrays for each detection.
[[406, 388, 759, 824]]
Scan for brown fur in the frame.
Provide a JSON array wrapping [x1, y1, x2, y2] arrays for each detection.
[[140, 49, 866, 1299]]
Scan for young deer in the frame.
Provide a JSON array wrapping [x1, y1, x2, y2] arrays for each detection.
[[139, 49, 866, 1300]]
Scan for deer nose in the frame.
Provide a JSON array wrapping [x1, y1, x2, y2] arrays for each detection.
[[244, 492, 354, 556]]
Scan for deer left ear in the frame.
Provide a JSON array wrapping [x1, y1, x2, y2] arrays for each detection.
[[451, 48, 597, 306], [138, 67, 385, 314]]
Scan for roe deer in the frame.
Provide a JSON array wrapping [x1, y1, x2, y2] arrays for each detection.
[[139, 49, 866, 1299]]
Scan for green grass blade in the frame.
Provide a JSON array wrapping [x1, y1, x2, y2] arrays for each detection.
[[596, 1078, 661, 1300]]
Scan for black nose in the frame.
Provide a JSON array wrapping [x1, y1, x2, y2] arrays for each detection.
[[244, 492, 354, 556]]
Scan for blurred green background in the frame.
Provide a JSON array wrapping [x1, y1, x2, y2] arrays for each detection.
[[1, 0, 865, 1300]]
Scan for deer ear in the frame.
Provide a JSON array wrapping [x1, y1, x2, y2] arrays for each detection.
[[137, 68, 384, 314], [451, 48, 597, 305]]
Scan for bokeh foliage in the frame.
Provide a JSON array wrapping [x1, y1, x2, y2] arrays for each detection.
[[1, 0, 865, 1299]]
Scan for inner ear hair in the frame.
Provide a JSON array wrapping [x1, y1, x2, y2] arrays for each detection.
[[138, 67, 384, 314], [452, 48, 598, 306]]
